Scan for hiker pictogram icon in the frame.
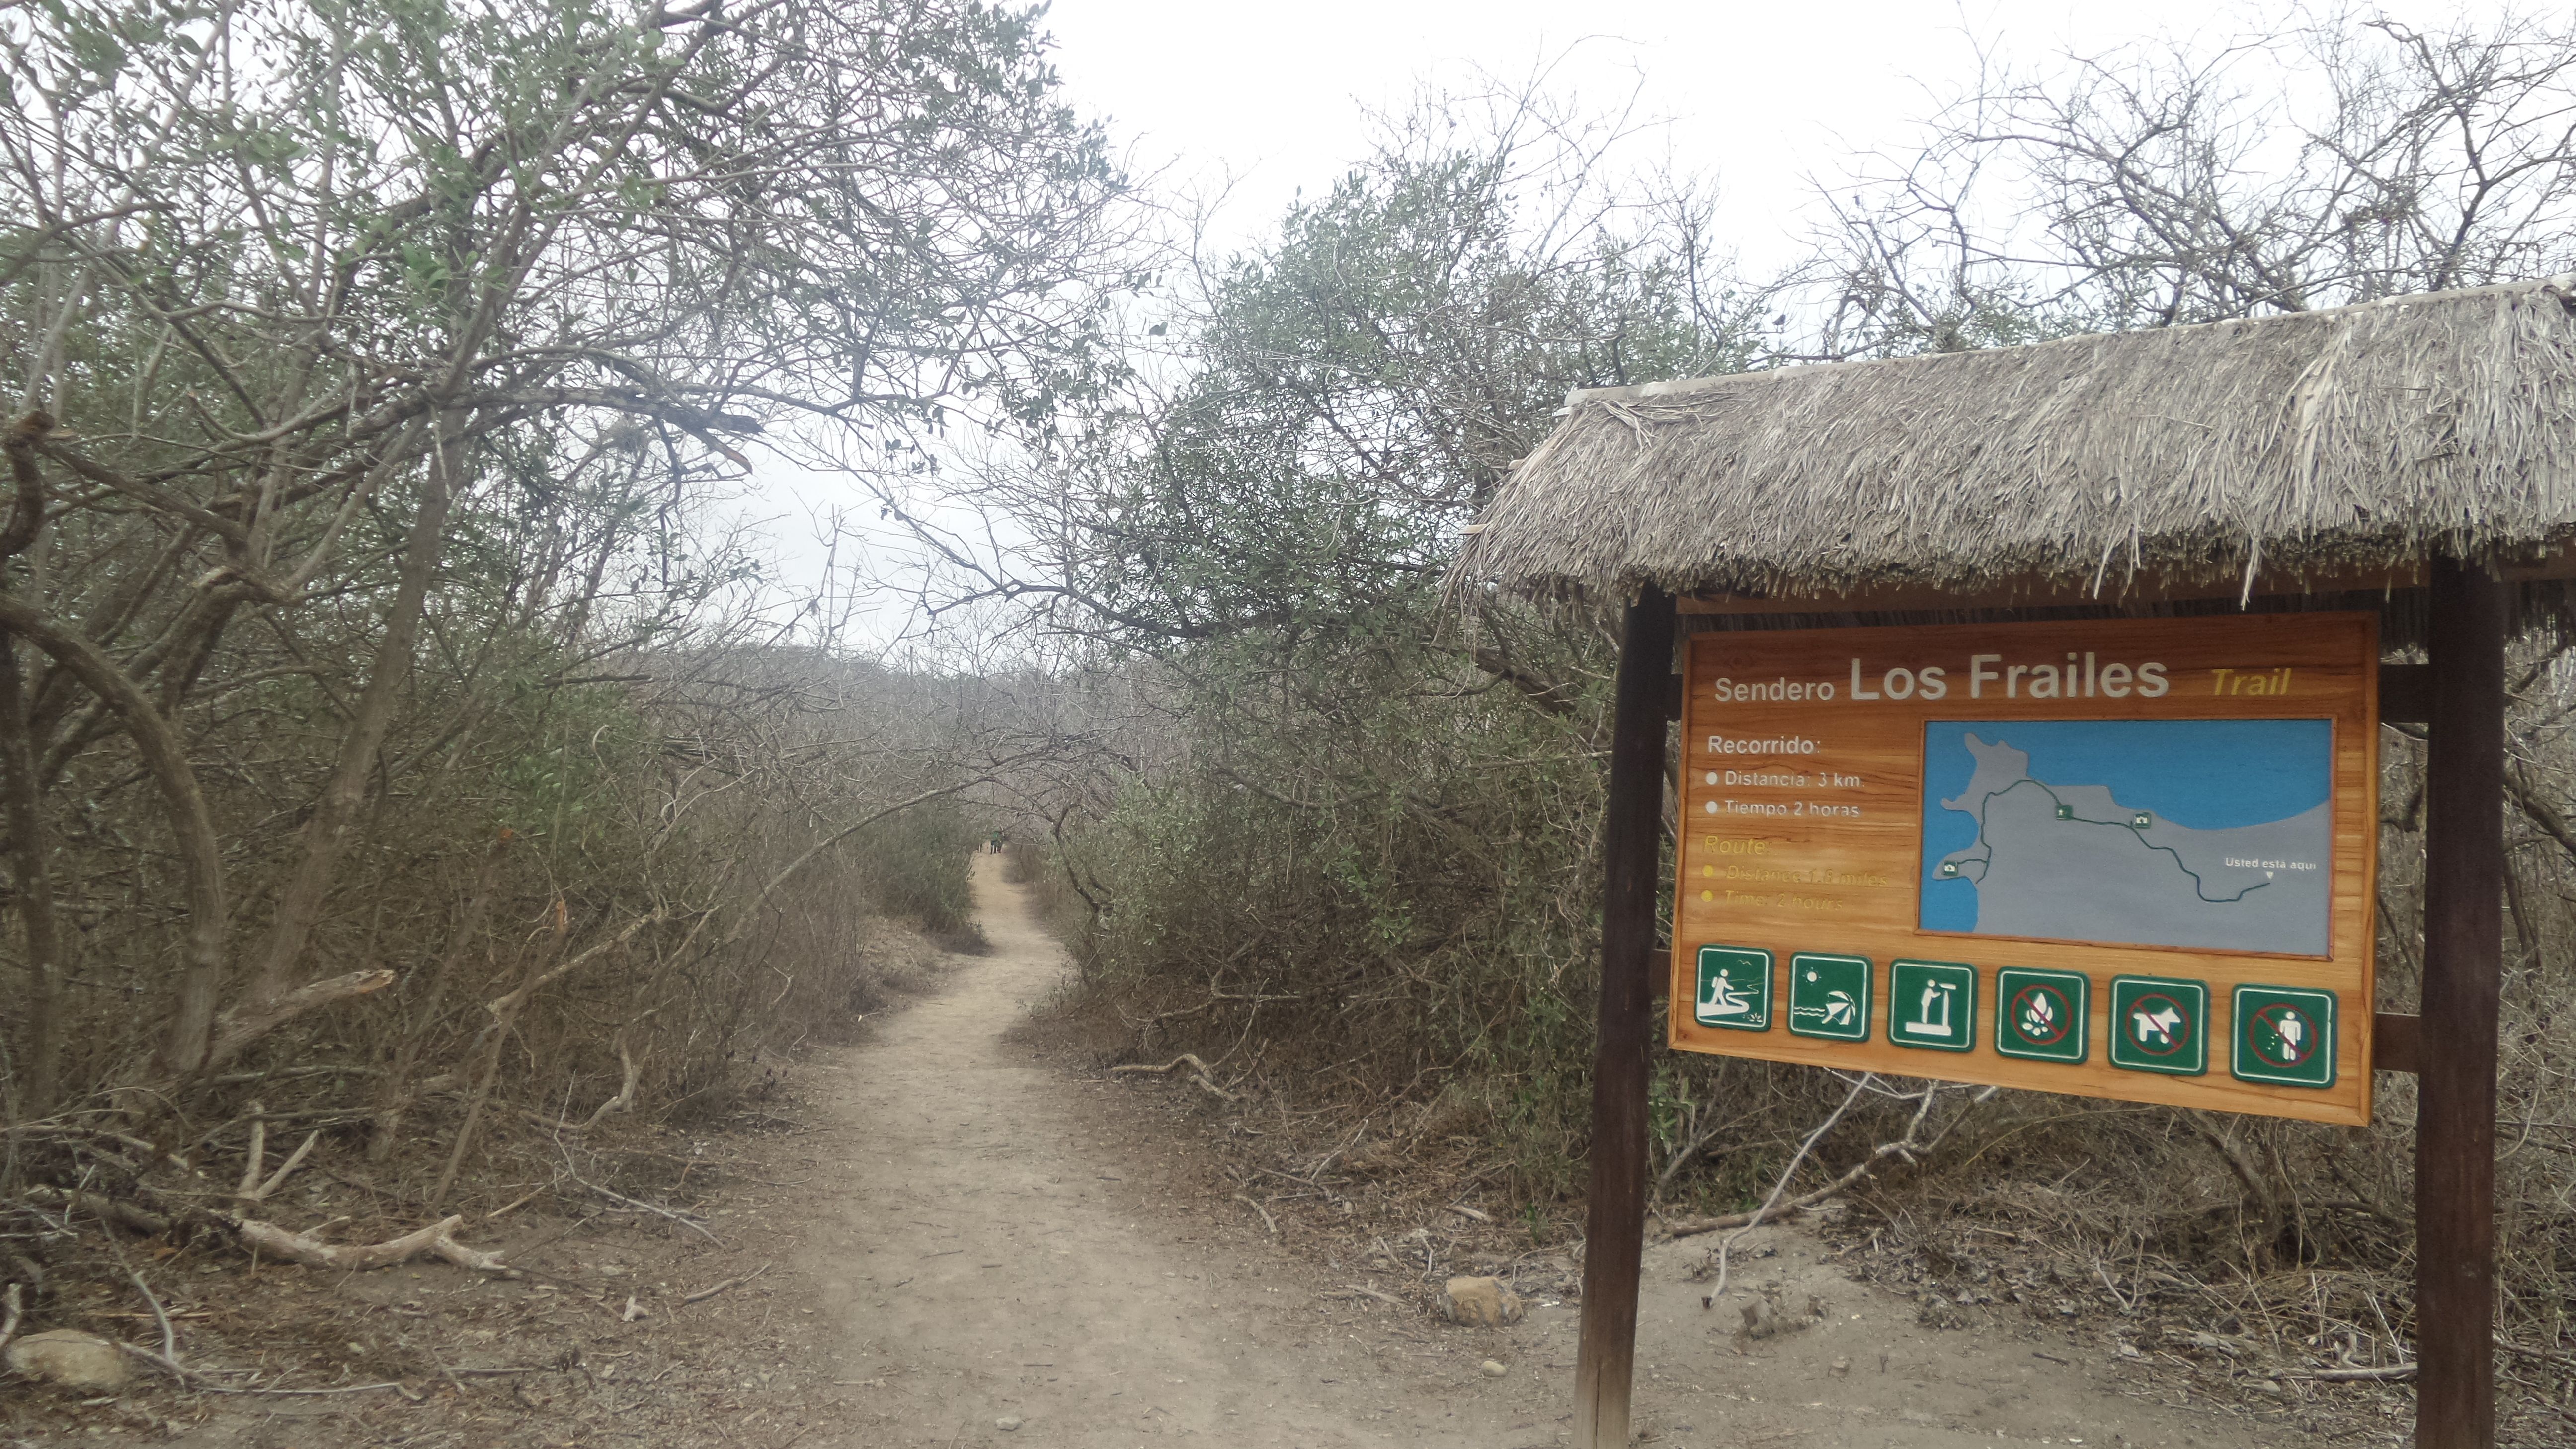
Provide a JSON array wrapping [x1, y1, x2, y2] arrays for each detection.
[[1693, 946, 1772, 1031]]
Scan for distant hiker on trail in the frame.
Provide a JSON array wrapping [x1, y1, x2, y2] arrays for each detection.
[[988, 830, 1008, 854]]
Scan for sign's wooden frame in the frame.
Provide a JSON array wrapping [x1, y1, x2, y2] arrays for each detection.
[[1571, 579, 2505, 1449], [1667, 614, 2380, 1125]]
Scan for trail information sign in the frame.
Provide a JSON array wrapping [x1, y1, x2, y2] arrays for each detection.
[[1671, 614, 2379, 1124]]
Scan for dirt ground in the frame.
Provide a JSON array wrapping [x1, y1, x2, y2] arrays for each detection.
[[5, 860, 2377, 1446]]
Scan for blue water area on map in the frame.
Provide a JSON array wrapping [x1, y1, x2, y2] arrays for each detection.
[[1919, 718, 2334, 933]]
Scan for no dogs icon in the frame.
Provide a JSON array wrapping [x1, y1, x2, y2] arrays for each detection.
[[2109, 977, 2208, 1076]]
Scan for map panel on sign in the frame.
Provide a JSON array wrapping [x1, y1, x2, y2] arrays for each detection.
[[1920, 719, 2334, 956]]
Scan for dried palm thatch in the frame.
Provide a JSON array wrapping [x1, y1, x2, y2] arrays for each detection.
[[1452, 277, 2576, 611]]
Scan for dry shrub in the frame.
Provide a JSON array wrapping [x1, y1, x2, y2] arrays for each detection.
[[1044, 631, 2576, 1435], [1001, 837, 1046, 884], [1, 642, 986, 1284]]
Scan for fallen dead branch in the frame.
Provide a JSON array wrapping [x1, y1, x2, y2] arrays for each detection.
[[114, 1338, 195, 1385], [232, 1213, 512, 1273], [115, 1345, 412, 1398], [681, 1261, 771, 1304], [1333, 1283, 1405, 1306], [1232, 1193, 1279, 1237], [2498, 1335, 2576, 1369], [24, 1185, 171, 1235], [484, 1183, 555, 1220], [1110, 1054, 1236, 1101], [124, 1266, 178, 1367], [572, 1173, 723, 1246], [0, 1282, 21, 1357], [578, 1039, 643, 1131], [1695, 1077, 1994, 1308], [230, 1106, 320, 1203], [31, 1179, 513, 1277], [523, 1035, 650, 1135], [1, 1122, 193, 1170], [2278, 1363, 2418, 1382]]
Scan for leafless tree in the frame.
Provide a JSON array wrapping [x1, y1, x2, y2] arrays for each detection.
[[1796, 8, 2576, 357], [0, 0, 1130, 1108]]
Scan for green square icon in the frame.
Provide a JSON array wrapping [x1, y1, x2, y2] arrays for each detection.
[[1889, 960, 1977, 1052], [2110, 977, 2208, 1076], [1788, 953, 1871, 1042], [1693, 946, 1773, 1031], [1996, 968, 2089, 1063], [2232, 985, 2337, 1089]]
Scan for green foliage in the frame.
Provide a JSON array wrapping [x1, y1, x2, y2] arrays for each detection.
[[1023, 109, 1753, 650], [844, 802, 985, 943], [0, 0, 1112, 1158], [1028, 105, 1766, 1200], [487, 676, 655, 853]]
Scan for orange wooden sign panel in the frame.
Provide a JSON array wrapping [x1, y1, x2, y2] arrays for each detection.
[[1671, 613, 2379, 1125]]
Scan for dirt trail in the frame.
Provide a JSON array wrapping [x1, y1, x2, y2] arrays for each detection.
[[797, 861, 2335, 1449], [800, 860, 1540, 1446]]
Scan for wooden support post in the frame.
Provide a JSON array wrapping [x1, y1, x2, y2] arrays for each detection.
[[2417, 556, 2504, 1449], [1574, 586, 1673, 1449]]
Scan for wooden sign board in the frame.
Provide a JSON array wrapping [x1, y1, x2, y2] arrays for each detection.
[[1671, 614, 2379, 1125]]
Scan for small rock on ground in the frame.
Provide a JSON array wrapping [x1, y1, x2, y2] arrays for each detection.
[[5, 1329, 134, 1392], [1441, 1275, 1526, 1327]]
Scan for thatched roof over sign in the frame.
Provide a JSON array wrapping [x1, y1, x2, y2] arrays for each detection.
[[1451, 277, 2576, 613]]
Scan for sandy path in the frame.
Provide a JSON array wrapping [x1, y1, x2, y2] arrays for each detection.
[[802, 860, 1540, 1446], [797, 860, 2333, 1449]]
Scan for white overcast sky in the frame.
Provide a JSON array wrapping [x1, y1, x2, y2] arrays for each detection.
[[761, 0, 2520, 645], [1037, 0, 2443, 267]]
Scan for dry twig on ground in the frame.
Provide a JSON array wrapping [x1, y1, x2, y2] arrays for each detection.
[[231, 1214, 512, 1273], [1110, 1054, 1237, 1101], [682, 1262, 771, 1304]]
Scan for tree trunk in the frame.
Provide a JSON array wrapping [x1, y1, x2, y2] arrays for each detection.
[[0, 594, 229, 1076], [243, 415, 461, 1008], [0, 632, 61, 1118]]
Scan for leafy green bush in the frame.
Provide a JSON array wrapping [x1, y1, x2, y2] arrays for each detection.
[[845, 802, 987, 950]]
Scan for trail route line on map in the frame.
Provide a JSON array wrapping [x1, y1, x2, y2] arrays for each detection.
[[1925, 727, 2332, 955]]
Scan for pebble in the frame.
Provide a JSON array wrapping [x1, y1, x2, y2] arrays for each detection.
[[1442, 1276, 1527, 1327], [4, 1330, 132, 1392], [996, 1416, 1023, 1431], [1479, 1359, 1508, 1377]]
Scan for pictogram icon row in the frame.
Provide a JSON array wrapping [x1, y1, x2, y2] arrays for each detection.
[[1690, 946, 2337, 1088]]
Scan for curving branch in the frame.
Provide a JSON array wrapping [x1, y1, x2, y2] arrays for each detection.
[[0, 591, 229, 1074]]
